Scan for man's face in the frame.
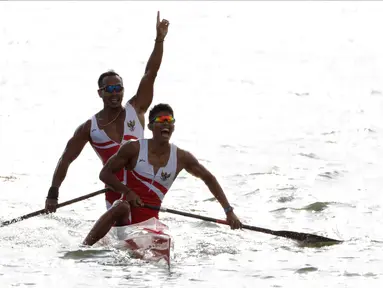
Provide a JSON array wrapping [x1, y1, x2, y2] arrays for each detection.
[[149, 111, 175, 142], [98, 75, 124, 108]]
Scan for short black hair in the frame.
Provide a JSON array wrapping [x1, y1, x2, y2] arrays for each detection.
[[98, 70, 123, 88], [149, 103, 174, 122]]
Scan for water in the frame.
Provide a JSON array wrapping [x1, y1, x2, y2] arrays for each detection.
[[1, 1, 383, 287]]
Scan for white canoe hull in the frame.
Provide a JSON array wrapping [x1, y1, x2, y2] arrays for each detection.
[[100, 217, 173, 265]]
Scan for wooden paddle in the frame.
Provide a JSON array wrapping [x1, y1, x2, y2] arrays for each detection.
[[144, 204, 343, 244], [0, 188, 108, 227]]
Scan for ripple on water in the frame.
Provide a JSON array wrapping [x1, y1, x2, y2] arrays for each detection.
[[0, 175, 18, 182], [277, 196, 295, 203], [295, 266, 318, 274], [298, 152, 321, 160], [188, 241, 239, 257], [270, 201, 331, 213], [270, 201, 355, 213], [60, 248, 114, 260], [317, 170, 344, 180], [243, 189, 260, 197], [343, 271, 361, 277]]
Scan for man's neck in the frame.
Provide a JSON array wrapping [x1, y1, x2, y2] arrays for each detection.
[[101, 105, 124, 116], [149, 138, 169, 155]]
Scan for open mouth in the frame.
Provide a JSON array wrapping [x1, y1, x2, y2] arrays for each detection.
[[161, 128, 170, 137], [109, 97, 121, 104]]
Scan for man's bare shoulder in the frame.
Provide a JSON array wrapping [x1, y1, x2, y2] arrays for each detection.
[[119, 139, 140, 156], [80, 119, 92, 130], [176, 147, 197, 165], [176, 147, 187, 158], [123, 138, 140, 148], [72, 119, 91, 139]]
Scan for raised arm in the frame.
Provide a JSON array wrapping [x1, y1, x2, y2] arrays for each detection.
[[45, 121, 90, 212], [181, 150, 242, 229], [129, 12, 169, 114]]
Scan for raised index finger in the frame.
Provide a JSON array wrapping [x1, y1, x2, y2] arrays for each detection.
[[157, 11, 160, 25]]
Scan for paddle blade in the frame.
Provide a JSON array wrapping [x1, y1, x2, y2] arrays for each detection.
[[272, 229, 343, 244], [239, 224, 342, 244], [0, 209, 46, 227]]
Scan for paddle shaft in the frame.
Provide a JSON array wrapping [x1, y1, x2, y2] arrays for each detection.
[[0, 188, 108, 227], [145, 204, 276, 232], [144, 204, 343, 243]]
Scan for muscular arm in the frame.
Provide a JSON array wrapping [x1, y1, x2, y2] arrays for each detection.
[[181, 150, 232, 210], [99, 141, 139, 195], [129, 39, 164, 114], [50, 121, 90, 188]]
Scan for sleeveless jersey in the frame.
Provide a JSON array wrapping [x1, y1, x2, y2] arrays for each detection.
[[127, 139, 178, 224], [89, 102, 144, 206]]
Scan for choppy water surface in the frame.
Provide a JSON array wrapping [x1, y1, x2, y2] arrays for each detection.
[[1, 2, 383, 287]]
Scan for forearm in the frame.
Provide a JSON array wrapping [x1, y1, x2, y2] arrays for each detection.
[[204, 176, 231, 209], [51, 158, 71, 188], [99, 169, 131, 195], [144, 40, 164, 74]]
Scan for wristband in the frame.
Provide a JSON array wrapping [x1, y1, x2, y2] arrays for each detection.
[[155, 38, 164, 43], [224, 206, 233, 214], [47, 187, 59, 200]]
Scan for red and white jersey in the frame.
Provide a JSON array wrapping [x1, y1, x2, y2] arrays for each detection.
[[89, 102, 144, 207], [127, 139, 178, 224], [90, 102, 144, 166]]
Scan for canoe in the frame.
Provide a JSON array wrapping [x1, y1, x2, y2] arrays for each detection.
[[100, 217, 173, 266]]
